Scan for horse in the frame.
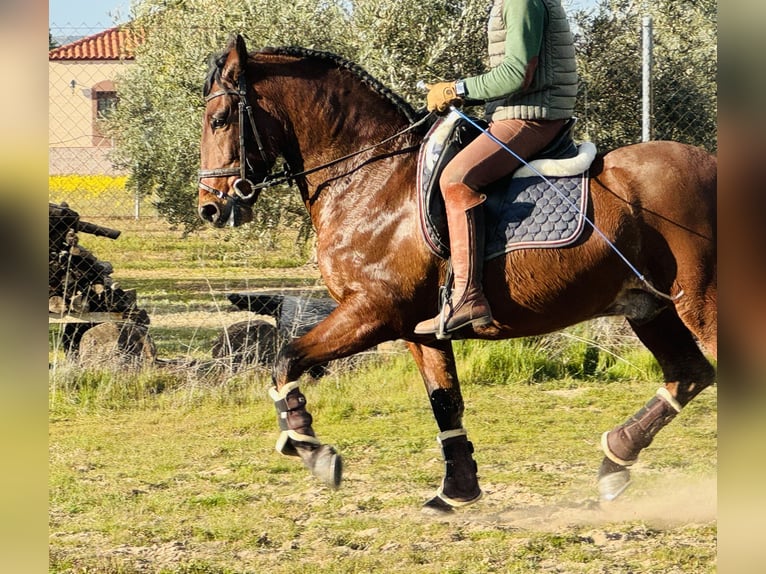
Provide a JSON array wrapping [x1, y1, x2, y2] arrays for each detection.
[[197, 34, 716, 512]]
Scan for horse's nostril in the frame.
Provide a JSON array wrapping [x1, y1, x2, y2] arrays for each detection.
[[199, 203, 220, 223]]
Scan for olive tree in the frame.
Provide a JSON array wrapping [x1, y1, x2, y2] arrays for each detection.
[[108, 0, 716, 236], [108, 0, 355, 234], [572, 0, 716, 151]]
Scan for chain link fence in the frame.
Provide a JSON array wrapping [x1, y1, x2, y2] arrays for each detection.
[[48, 25, 322, 373], [642, 16, 717, 151], [48, 19, 716, 372]]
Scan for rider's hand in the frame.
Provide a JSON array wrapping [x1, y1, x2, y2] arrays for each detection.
[[426, 82, 463, 113]]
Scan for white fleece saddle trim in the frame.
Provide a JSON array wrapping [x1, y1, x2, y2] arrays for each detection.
[[513, 141, 597, 179]]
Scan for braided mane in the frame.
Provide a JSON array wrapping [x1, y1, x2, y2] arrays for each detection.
[[203, 44, 422, 124], [258, 47, 421, 123]]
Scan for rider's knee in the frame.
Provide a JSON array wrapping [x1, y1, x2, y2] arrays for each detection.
[[439, 169, 465, 193]]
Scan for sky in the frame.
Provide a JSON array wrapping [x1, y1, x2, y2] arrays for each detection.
[[49, 0, 598, 33], [49, 0, 131, 30], [50, 0, 598, 29]]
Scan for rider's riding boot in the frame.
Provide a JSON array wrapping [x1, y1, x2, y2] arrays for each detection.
[[415, 182, 492, 336]]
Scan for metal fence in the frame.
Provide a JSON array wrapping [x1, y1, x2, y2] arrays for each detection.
[[639, 16, 717, 150], [48, 20, 716, 371]]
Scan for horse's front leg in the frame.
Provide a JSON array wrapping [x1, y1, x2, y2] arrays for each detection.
[[270, 300, 389, 489], [408, 340, 482, 513]]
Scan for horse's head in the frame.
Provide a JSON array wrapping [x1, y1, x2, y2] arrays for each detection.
[[198, 34, 279, 227]]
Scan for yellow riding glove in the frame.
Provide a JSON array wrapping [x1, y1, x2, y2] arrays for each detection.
[[426, 82, 463, 113]]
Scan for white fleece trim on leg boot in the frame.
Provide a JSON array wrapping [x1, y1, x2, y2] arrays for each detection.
[[437, 428, 467, 445], [274, 429, 321, 455], [656, 386, 683, 413], [268, 380, 301, 401]]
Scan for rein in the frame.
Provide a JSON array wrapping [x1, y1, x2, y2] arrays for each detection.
[[282, 114, 431, 186], [198, 74, 431, 204]]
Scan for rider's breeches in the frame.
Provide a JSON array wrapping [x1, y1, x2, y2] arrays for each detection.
[[440, 117, 566, 191]]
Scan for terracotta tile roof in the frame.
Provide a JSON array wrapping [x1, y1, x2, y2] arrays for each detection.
[[49, 26, 141, 61]]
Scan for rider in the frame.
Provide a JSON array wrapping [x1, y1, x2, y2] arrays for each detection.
[[414, 0, 577, 336]]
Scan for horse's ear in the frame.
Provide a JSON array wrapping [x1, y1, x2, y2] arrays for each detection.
[[221, 33, 249, 86]]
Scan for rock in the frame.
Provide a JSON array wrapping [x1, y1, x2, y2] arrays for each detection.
[[77, 322, 156, 369], [212, 319, 278, 371]]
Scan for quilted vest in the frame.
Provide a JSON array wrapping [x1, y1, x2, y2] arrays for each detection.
[[486, 0, 577, 121]]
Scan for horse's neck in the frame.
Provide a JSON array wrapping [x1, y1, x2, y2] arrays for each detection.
[[289, 84, 409, 169], [280, 78, 416, 210]]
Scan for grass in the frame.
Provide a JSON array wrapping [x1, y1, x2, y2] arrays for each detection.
[[49, 346, 717, 574]]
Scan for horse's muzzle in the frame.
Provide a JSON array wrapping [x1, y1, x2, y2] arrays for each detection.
[[198, 196, 253, 227]]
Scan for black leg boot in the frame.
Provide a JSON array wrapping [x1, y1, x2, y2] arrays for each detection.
[[269, 382, 342, 488], [423, 429, 482, 513], [598, 387, 682, 501]]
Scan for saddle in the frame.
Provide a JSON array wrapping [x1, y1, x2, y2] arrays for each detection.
[[416, 111, 597, 260]]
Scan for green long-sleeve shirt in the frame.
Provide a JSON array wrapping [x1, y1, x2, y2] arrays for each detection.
[[464, 0, 545, 100], [463, 0, 577, 121]]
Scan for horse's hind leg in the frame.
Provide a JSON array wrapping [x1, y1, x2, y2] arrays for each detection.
[[598, 307, 716, 501], [408, 340, 482, 513]]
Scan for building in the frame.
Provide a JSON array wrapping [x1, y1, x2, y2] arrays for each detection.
[[49, 26, 140, 175]]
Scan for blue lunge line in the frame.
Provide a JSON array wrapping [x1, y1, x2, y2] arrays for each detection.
[[449, 106, 681, 302]]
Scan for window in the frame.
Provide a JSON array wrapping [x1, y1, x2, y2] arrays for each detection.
[[96, 91, 118, 119], [91, 81, 118, 147]]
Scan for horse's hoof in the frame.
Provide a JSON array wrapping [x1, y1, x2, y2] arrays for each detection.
[[422, 489, 482, 515], [598, 468, 631, 502], [310, 444, 342, 489], [422, 496, 456, 515]]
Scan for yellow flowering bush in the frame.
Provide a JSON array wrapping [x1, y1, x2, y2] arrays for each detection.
[[48, 175, 149, 217], [49, 175, 127, 198]]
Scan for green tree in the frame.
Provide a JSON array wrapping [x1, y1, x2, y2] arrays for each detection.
[[349, 0, 489, 104], [108, 0, 355, 233], [572, 0, 716, 152], [108, 0, 488, 233]]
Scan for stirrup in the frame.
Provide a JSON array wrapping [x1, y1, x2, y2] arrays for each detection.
[[436, 266, 454, 340]]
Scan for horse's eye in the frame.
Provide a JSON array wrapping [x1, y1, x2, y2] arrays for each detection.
[[211, 116, 227, 129]]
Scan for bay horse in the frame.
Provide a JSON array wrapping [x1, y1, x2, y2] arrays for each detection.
[[198, 34, 716, 512]]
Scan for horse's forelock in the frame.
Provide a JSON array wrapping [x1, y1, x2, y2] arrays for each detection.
[[202, 51, 234, 97]]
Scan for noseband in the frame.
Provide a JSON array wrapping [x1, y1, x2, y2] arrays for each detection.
[[198, 74, 287, 204]]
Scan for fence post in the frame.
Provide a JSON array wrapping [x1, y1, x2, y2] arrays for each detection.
[[641, 14, 653, 142]]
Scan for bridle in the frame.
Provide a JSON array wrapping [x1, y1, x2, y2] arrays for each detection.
[[198, 72, 431, 206], [198, 73, 285, 205]]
